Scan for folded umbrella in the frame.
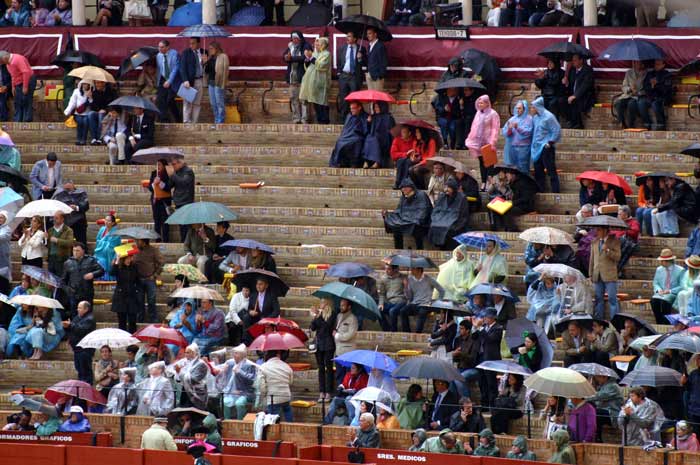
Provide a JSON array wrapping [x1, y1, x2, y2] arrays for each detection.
[[248, 331, 305, 351], [248, 317, 308, 342], [16, 199, 72, 218], [532, 263, 585, 282], [312, 281, 380, 321], [334, 349, 399, 373], [133, 324, 188, 347], [392, 356, 464, 382], [45, 380, 107, 405], [434, 78, 485, 92], [68, 65, 116, 84], [467, 283, 520, 302], [9, 294, 63, 309], [599, 39, 665, 62], [568, 362, 619, 379], [519, 227, 574, 246], [108, 226, 160, 240], [163, 264, 208, 283], [344, 90, 395, 103], [166, 201, 239, 225], [576, 170, 632, 195], [476, 360, 533, 377], [654, 331, 700, 353], [620, 366, 682, 387], [577, 215, 628, 229], [131, 147, 185, 165], [524, 367, 596, 397], [335, 14, 393, 42], [77, 328, 141, 349], [233, 268, 289, 297], [537, 41, 594, 61], [325, 262, 374, 279], [220, 238, 274, 254], [109, 95, 160, 114], [20, 265, 62, 288], [170, 285, 224, 301], [389, 253, 437, 269]]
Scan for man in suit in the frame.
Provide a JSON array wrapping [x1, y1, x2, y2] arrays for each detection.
[[359, 27, 387, 91], [125, 106, 155, 162], [52, 182, 90, 247], [48, 211, 74, 277], [155, 40, 181, 123], [241, 277, 280, 343], [179, 37, 205, 124], [336, 32, 365, 122], [562, 53, 594, 129], [589, 226, 621, 320], [426, 379, 459, 430], [29, 152, 62, 200], [476, 307, 503, 412]]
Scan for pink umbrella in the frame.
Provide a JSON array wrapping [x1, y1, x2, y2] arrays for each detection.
[[248, 331, 305, 351], [45, 379, 107, 405], [0, 131, 14, 146], [134, 324, 189, 347]]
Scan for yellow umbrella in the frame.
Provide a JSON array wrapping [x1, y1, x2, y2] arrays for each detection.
[[68, 65, 116, 84], [523, 367, 596, 398]]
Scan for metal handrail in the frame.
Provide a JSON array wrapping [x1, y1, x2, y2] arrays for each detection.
[[261, 81, 273, 115], [508, 85, 526, 112], [408, 83, 426, 116], [688, 93, 699, 119]]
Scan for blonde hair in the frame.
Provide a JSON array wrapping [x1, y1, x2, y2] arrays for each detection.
[[316, 37, 329, 50], [319, 298, 334, 321]]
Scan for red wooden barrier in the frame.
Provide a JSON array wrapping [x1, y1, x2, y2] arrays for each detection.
[[0, 431, 113, 446], [0, 443, 66, 465], [144, 449, 222, 465], [66, 446, 143, 465], [174, 436, 297, 457]]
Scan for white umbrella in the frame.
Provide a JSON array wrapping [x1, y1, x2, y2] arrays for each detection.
[[351, 386, 395, 404], [16, 199, 73, 217], [77, 328, 141, 349], [533, 263, 585, 282], [524, 367, 596, 397], [169, 285, 224, 301], [9, 294, 63, 309], [519, 227, 574, 245]]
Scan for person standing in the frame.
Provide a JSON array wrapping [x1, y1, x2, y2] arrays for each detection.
[[111, 253, 141, 333], [299, 37, 331, 124], [283, 31, 312, 124], [262, 0, 285, 25], [465, 95, 500, 188], [477, 308, 503, 412], [141, 417, 177, 450], [47, 211, 74, 277], [170, 156, 195, 242], [258, 350, 294, 422], [62, 301, 96, 384], [180, 37, 205, 124], [561, 54, 595, 129], [309, 298, 337, 402], [133, 238, 164, 323], [125, 106, 155, 163], [155, 40, 181, 123], [336, 32, 365, 122], [359, 27, 387, 91], [147, 159, 172, 243], [0, 50, 36, 122], [589, 226, 621, 320], [62, 242, 104, 315], [530, 96, 561, 193], [19, 215, 46, 267], [333, 298, 358, 385], [29, 152, 62, 200], [204, 42, 229, 125]]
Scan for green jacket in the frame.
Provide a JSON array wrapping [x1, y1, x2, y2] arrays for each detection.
[[506, 435, 537, 461], [420, 434, 465, 454], [48, 224, 74, 260], [473, 444, 500, 457], [549, 430, 576, 464]]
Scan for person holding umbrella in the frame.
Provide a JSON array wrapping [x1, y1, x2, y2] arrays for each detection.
[[359, 27, 388, 91], [146, 159, 172, 242], [63, 80, 100, 146], [561, 53, 594, 130], [534, 58, 565, 119], [192, 299, 225, 356]]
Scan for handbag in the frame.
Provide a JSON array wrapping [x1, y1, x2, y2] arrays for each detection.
[[347, 446, 364, 464]]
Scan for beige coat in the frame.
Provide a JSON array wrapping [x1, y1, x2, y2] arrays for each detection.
[[140, 424, 177, 450], [258, 356, 293, 405], [206, 52, 229, 89], [589, 235, 621, 283], [334, 310, 358, 355]]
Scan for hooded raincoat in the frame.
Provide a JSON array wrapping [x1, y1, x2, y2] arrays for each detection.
[[428, 178, 470, 247], [436, 245, 474, 302], [502, 100, 533, 173], [471, 242, 508, 287], [384, 178, 433, 236], [465, 95, 500, 158], [136, 372, 175, 417], [93, 224, 120, 280], [473, 428, 500, 457], [59, 412, 91, 432], [506, 435, 537, 460], [105, 380, 138, 415], [530, 96, 561, 163], [363, 101, 395, 167], [329, 108, 369, 168], [6, 306, 33, 357], [420, 429, 466, 454], [548, 430, 576, 464], [408, 428, 427, 451]]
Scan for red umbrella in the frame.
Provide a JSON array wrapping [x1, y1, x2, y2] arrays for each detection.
[[45, 380, 107, 405], [344, 89, 396, 103], [248, 317, 308, 342], [248, 331, 305, 351], [133, 324, 188, 347], [576, 170, 633, 195]]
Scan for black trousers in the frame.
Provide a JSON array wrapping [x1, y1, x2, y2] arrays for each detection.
[[337, 74, 360, 122], [152, 198, 170, 242], [316, 349, 335, 394], [157, 80, 181, 123], [392, 228, 426, 250], [22, 256, 42, 268], [72, 219, 88, 248], [533, 144, 560, 193], [227, 321, 243, 346], [651, 298, 674, 324], [478, 368, 498, 410], [562, 96, 588, 129], [118, 312, 137, 333], [262, 0, 285, 25], [74, 348, 95, 383]]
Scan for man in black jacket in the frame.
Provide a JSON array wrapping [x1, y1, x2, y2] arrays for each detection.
[[453, 319, 481, 398], [657, 176, 698, 227], [426, 379, 459, 430], [52, 182, 89, 247], [561, 54, 594, 129], [125, 106, 155, 162], [262, 0, 285, 25], [336, 32, 365, 122], [62, 300, 96, 384], [62, 243, 104, 315], [359, 27, 387, 91], [170, 157, 195, 242], [179, 37, 205, 124], [477, 307, 503, 412], [388, 0, 420, 25], [638, 59, 673, 131], [241, 277, 280, 343], [449, 397, 486, 433]]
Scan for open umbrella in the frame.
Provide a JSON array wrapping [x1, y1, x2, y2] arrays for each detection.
[[166, 201, 239, 225], [77, 328, 141, 349], [163, 264, 208, 283], [117, 46, 158, 78], [228, 4, 265, 25], [568, 363, 619, 379], [133, 324, 188, 347], [467, 283, 520, 302], [344, 90, 395, 103], [611, 312, 657, 336], [620, 366, 682, 387], [248, 317, 308, 342], [629, 334, 662, 352], [434, 78, 485, 92], [0, 187, 24, 215], [454, 231, 511, 250], [20, 265, 62, 288], [170, 285, 224, 301], [519, 227, 573, 246], [68, 65, 116, 84], [178, 24, 231, 38], [392, 356, 464, 382], [334, 349, 399, 373], [0, 131, 13, 146], [493, 164, 542, 192], [312, 282, 380, 321], [476, 360, 533, 377], [45, 380, 107, 405], [220, 239, 274, 254], [326, 262, 374, 279], [460, 48, 500, 83], [9, 294, 63, 309], [335, 14, 393, 42], [532, 264, 585, 283], [679, 60, 700, 76], [424, 156, 460, 171], [554, 313, 594, 333], [52, 50, 103, 68], [167, 406, 209, 429], [248, 331, 305, 351], [109, 95, 160, 114], [654, 332, 700, 353], [0, 165, 29, 185], [681, 143, 700, 159], [108, 226, 160, 240], [389, 253, 437, 269], [599, 39, 665, 62], [233, 269, 289, 297], [395, 120, 443, 149], [131, 147, 185, 165], [15, 199, 71, 219], [168, 2, 202, 26], [504, 318, 553, 369], [538, 41, 594, 61], [577, 215, 628, 229], [351, 386, 396, 404], [576, 170, 632, 195], [524, 367, 596, 397], [426, 299, 470, 316], [634, 171, 678, 186]]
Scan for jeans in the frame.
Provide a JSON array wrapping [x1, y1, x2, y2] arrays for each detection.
[[209, 85, 226, 124], [438, 117, 457, 149], [652, 209, 679, 236], [223, 394, 249, 420], [140, 278, 157, 323], [636, 207, 653, 235], [534, 144, 560, 193], [74, 348, 95, 384], [452, 368, 480, 398], [400, 304, 431, 333], [267, 401, 293, 422], [14, 75, 37, 122], [382, 301, 406, 332], [594, 280, 618, 320], [75, 112, 100, 143], [637, 97, 666, 130]]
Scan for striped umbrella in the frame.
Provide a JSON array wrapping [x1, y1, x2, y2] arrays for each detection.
[[620, 366, 682, 387], [454, 232, 510, 250]]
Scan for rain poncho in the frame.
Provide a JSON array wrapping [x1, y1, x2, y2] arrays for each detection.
[[329, 109, 369, 167], [473, 428, 500, 457], [93, 225, 121, 280], [397, 397, 425, 430], [58, 413, 91, 432], [367, 369, 400, 402], [299, 48, 331, 106], [105, 381, 137, 415], [687, 279, 700, 317], [0, 145, 21, 171], [25, 309, 64, 354], [6, 306, 33, 357], [501, 100, 533, 173], [548, 430, 576, 464], [428, 179, 470, 247], [0, 212, 12, 283], [135, 373, 175, 417], [408, 428, 427, 452], [420, 429, 465, 454], [617, 397, 665, 446], [435, 245, 474, 302], [172, 345, 209, 410], [471, 242, 508, 287], [168, 299, 198, 343], [363, 101, 395, 167], [588, 379, 623, 420], [202, 413, 222, 451], [506, 435, 537, 461], [384, 178, 433, 235], [465, 95, 500, 155], [530, 96, 561, 163]]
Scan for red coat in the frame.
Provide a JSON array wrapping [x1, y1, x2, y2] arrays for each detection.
[[341, 371, 368, 391], [390, 136, 415, 161], [610, 217, 640, 242]]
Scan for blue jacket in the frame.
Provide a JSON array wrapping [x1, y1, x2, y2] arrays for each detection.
[[179, 47, 204, 86], [686, 227, 700, 258], [29, 159, 63, 200], [156, 49, 181, 88], [364, 41, 388, 81], [59, 414, 91, 433], [687, 370, 700, 416], [530, 96, 561, 162]]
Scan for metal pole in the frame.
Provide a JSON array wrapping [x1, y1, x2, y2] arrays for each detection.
[[72, 0, 86, 25], [461, 0, 473, 26], [583, 0, 597, 26], [527, 407, 531, 439]]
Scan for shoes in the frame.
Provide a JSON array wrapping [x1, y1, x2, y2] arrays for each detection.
[[76, 141, 85, 146]]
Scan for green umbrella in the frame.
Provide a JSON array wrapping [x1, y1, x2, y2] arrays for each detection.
[[312, 282, 380, 321], [165, 201, 239, 225]]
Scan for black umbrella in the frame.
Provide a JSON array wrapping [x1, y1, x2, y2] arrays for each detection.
[[232, 268, 289, 297], [426, 299, 471, 316], [681, 143, 700, 159], [635, 171, 680, 186], [389, 253, 437, 269], [392, 356, 464, 382], [0, 164, 29, 184], [287, 1, 332, 26], [611, 312, 657, 336], [52, 50, 103, 68], [577, 215, 628, 229], [679, 59, 700, 76], [108, 96, 160, 114], [537, 41, 594, 62], [460, 49, 500, 97], [434, 78, 485, 92], [493, 164, 541, 193], [336, 14, 393, 42], [554, 313, 593, 333], [117, 46, 159, 78], [503, 318, 554, 369]]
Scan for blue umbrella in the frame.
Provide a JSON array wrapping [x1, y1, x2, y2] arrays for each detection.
[[467, 283, 520, 302], [476, 360, 532, 377], [326, 262, 374, 279], [228, 4, 265, 26], [0, 186, 23, 214], [21, 265, 61, 288], [168, 3, 202, 27], [312, 282, 380, 321], [454, 232, 511, 250], [666, 314, 691, 327], [178, 24, 231, 38], [599, 39, 665, 62], [334, 349, 399, 373], [220, 239, 274, 254], [165, 201, 239, 225]]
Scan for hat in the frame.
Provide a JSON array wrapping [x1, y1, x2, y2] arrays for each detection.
[[687, 255, 700, 269], [232, 343, 247, 354], [657, 248, 676, 261], [46, 152, 58, 161], [69, 406, 84, 414], [119, 367, 137, 379], [187, 444, 207, 458], [192, 425, 210, 435], [154, 417, 168, 423], [677, 420, 690, 432], [481, 307, 497, 318], [148, 360, 166, 371]]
